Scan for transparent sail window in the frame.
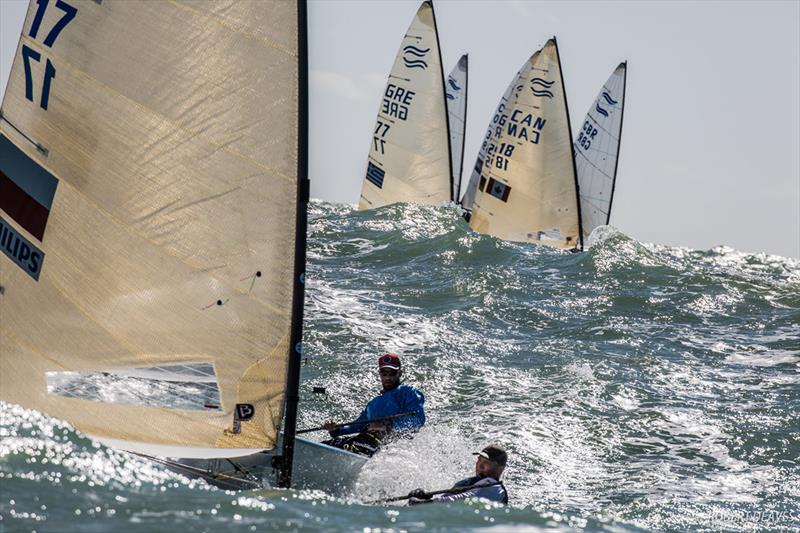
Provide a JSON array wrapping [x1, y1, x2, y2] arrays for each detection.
[[46, 363, 223, 411]]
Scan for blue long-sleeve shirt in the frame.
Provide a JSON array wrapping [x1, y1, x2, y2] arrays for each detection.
[[331, 383, 425, 437]]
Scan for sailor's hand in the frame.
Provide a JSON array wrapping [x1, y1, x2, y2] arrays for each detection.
[[408, 488, 431, 500], [322, 420, 337, 433], [367, 421, 389, 434]]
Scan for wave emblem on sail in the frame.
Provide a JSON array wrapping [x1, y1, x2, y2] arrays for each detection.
[[0, 0, 305, 464], [594, 91, 619, 118], [446, 77, 461, 100], [530, 77, 555, 98], [402, 45, 430, 70], [575, 62, 627, 242], [468, 39, 582, 250], [359, 1, 453, 210]]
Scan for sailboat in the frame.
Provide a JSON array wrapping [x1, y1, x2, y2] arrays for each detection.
[[446, 54, 468, 204], [460, 58, 530, 212], [0, 0, 364, 493], [358, 1, 454, 210], [575, 62, 627, 243], [468, 38, 583, 251]]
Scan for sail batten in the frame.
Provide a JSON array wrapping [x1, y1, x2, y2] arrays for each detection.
[[1, 0, 302, 456], [358, 1, 452, 210]]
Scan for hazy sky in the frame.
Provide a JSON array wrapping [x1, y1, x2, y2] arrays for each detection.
[[2, 1, 798, 258]]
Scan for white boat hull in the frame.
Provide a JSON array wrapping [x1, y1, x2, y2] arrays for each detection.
[[95, 435, 367, 494]]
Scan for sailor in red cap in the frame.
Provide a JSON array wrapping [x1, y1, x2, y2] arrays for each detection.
[[321, 353, 425, 456]]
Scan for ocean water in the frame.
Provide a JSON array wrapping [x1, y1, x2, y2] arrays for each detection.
[[1, 201, 798, 532]]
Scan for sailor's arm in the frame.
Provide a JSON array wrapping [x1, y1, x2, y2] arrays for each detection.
[[393, 387, 425, 431], [328, 407, 369, 437], [435, 478, 506, 504]]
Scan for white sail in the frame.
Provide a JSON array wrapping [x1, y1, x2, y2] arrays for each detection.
[[460, 58, 529, 210], [446, 54, 468, 202], [1, 0, 303, 456], [358, 1, 452, 210], [575, 62, 627, 241], [468, 39, 582, 250]]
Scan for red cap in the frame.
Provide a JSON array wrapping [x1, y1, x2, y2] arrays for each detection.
[[378, 353, 401, 370]]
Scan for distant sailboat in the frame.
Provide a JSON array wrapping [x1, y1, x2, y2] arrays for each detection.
[[575, 62, 627, 242], [359, 1, 453, 210], [0, 0, 364, 493], [460, 58, 530, 212], [469, 38, 583, 250], [446, 54, 468, 203]]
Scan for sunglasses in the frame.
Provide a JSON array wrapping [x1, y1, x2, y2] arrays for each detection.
[[378, 368, 399, 376]]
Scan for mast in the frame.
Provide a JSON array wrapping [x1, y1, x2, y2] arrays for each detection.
[[278, 0, 309, 489], [430, 0, 455, 202], [456, 54, 468, 202], [552, 36, 584, 251], [605, 61, 627, 226]]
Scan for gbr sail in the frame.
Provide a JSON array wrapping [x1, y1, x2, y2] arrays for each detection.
[[575, 62, 627, 241], [446, 54, 468, 202], [469, 38, 583, 250], [0, 0, 306, 471], [359, 1, 452, 210], [461, 58, 529, 210]]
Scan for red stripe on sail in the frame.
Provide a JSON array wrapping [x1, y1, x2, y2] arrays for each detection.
[[0, 169, 51, 241]]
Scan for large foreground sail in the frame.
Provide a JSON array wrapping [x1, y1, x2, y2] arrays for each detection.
[[446, 54, 468, 202], [358, 1, 452, 210], [0, 0, 305, 478], [575, 62, 627, 241], [468, 38, 582, 250], [461, 58, 529, 210]]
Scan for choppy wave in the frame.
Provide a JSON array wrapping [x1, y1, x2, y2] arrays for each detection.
[[1, 201, 798, 532]]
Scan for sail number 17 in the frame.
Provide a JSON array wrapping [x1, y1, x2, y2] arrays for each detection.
[[21, 0, 78, 110]]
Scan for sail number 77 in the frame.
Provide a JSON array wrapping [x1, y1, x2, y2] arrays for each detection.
[[21, 0, 78, 110], [373, 120, 391, 155]]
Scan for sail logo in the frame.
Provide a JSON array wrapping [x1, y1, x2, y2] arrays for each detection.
[[235, 404, 255, 421], [1, 215, 45, 281], [231, 403, 255, 434], [446, 77, 461, 100], [595, 91, 618, 118], [402, 45, 430, 70], [530, 78, 555, 98], [602, 91, 618, 105]]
